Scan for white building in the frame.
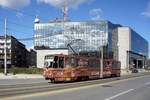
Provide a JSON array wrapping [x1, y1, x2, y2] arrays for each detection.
[[36, 49, 68, 68], [113, 27, 148, 74]]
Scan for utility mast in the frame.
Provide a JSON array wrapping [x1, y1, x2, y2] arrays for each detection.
[[4, 18, 7, 75], [62, 0, 68, 21]]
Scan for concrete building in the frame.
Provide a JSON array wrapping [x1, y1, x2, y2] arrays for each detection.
[[33, 19, 149, 73], [0, 36, 28, 68], [146, 59, 150, 69], [112, 27, 148, 73], [26, 49, 37, 67]]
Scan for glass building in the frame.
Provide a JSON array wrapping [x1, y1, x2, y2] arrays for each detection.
[[34, 20, 149, 70], [34, 21, 120, 53], [131, 30, 149, 56]]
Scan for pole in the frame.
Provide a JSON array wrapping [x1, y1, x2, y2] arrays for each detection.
[[127, 51, 129, 72], [143, 56, 145, 69], [4, 18, 7, 75], [100, 46, 103, 78]]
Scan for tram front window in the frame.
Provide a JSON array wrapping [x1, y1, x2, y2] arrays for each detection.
[[44, 62, 48, 68], [44, 56, 54, 68], [44, 61, 54, 68]]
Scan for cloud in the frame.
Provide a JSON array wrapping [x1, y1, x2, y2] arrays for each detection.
[[0, 0, 30, 9], [16, 12, 24, 21], [37, 0, 90, 9], [89, 8, 103, 20], [141, 1, 150, 17]]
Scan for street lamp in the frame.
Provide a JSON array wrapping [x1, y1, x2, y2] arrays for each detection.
[[99, 46, 103, 78], [99, 30, 105, 78], [4, 18, 7, 76]]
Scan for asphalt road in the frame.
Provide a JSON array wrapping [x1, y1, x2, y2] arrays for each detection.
[[2, 75, 150, 100]]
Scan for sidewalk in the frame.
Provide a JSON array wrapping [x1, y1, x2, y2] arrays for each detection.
[[121, 69, 150, 75], [0, 73, 46, 85], [0, 73, 43, 79]]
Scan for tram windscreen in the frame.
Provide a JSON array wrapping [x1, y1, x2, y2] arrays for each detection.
[[44, 56, 54, 68]]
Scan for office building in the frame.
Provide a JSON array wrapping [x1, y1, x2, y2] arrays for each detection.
[[34, 20, 121, 68], [34, 19, 148, 74], [26, 49, 37, 67], [112, 27, 148, 73], [0, 36, 28, 68]]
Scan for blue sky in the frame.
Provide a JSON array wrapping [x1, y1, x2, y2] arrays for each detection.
[[0, 0, 150, 56]]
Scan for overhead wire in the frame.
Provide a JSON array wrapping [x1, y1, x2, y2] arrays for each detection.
[[0, 5, 57, 42]]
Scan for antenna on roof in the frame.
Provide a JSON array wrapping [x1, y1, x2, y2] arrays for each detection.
[[62, 0, 68, 21]]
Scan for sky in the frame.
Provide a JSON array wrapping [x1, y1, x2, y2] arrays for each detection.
[[0, 0, 150, 56]]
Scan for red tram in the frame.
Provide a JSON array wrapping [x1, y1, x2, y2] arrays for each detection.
[[43, 54, 121, 82]]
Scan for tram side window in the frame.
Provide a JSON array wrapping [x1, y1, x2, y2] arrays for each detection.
[[69, 57, 78, 67], [112, 61, 120, 69], [104, 61, 111, 68], [88, 59, 94, 67], [113, 61, 121, 69], [88, 59, 100, 68], [59, 57, 64, 68], [53, 56, 58, 68], [65, 57, 78, 67]]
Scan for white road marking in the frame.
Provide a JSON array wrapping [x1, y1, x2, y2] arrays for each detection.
[[105, 89, 134, 100], [145, 82, 150, 85]]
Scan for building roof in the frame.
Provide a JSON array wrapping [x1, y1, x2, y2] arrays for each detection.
[[0, 35, 26, 48]]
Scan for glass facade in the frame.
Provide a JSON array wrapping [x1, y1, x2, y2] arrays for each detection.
[[131, 30, 149, 57], [34, 21, 111, 53]]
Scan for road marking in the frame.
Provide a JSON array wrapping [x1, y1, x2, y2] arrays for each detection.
[[1, 75, 149, 100], [105, 89, 134, 100], [145, 82, 150, 85]]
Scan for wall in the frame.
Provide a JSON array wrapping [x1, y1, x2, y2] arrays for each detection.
[[117, 27, 131, 70], [11, 36, 27, 67], [112, 28, 119, 60]]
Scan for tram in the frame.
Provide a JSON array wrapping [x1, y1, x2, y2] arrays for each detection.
[[43, 54, 120, 82]]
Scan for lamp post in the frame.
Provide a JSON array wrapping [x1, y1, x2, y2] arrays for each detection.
[[100, 46, 103, 78], [4, 18, 7, 76], [99, 30, 105, 78], [127, 51, 130, 73]]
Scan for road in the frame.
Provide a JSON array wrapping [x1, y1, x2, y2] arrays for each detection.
[[1, 75, 150, 100]]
